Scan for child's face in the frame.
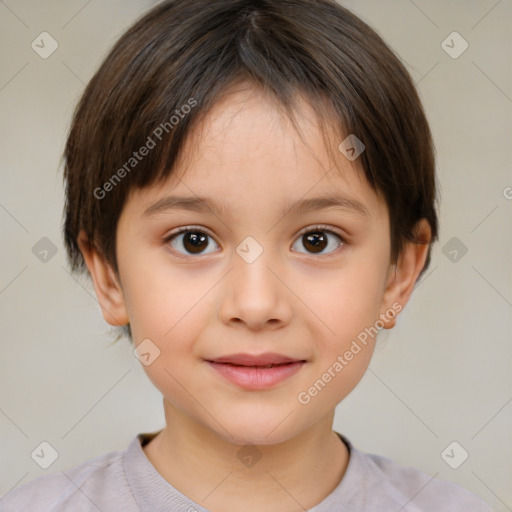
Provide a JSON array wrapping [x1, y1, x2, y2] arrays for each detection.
[[89, 84, 423, 445]]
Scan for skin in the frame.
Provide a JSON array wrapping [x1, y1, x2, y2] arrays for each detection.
[[78, 83, 431, 512]]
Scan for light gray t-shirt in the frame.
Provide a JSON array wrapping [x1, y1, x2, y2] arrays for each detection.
[[0, 431, 493, 511]]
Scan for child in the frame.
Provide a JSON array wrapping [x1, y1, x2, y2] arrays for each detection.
[[1, 0, 494, 510]]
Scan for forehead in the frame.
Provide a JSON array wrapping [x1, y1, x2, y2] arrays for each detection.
[[128, 84, 387, 221]]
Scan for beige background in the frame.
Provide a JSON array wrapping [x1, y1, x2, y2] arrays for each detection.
[[0, 0, 510, 509]]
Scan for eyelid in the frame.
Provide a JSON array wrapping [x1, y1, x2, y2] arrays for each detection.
[[164, 224, 346, 242], [295, 223, 346, 241], [165, 224, 216, 238]]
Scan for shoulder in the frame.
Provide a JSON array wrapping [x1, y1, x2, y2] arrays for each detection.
[[343, 438, 493, 511], [0, 444, 134, 512]]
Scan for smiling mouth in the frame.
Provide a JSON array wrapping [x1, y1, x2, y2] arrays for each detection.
[[205, 360, 306, 390], [212, 362, 298, 369]]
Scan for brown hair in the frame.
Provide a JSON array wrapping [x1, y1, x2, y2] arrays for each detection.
[[62, 0, 439, 338]]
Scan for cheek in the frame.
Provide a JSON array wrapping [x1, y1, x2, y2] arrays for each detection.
[[304, 260, 388, 342], [295, 269, 384, 411], [119, 242, 211, 334], [126, 268, 210, 397]]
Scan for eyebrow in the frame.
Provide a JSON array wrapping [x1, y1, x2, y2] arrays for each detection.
[[143, 194, 370, 219]]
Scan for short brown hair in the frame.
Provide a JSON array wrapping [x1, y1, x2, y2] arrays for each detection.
[[63, 0, 439, 302]]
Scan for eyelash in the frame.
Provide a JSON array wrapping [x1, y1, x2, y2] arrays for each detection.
[[163, 224, 346, 259]]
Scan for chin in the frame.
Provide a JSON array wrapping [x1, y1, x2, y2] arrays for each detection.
[[214, 413, 305, 447]]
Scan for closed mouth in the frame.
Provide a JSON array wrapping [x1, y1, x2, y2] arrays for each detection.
[[209, 362, 301, 369]]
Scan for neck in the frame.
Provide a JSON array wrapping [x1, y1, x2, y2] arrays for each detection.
[[142, 398, 350, 512]]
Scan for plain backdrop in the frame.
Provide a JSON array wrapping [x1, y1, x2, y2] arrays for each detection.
[[0, 0, 510, 510]]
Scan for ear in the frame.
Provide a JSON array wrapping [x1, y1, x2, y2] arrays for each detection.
[[379, 219, 432, 329], [77, 230, 129, 327]]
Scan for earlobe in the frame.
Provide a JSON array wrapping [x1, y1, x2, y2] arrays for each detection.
[[77, 230, 129, 327], [380, 219, 432, 329]]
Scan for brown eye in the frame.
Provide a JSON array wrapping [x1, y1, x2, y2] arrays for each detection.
[[166, 228, 219, 256], [302, 231, 328, 253], [181, 231, 209, 254], [292, 226, 344, 256]]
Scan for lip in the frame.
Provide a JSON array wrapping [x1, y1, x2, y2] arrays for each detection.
[[205, 353, 306, 390], [207, 352, 303, 366]]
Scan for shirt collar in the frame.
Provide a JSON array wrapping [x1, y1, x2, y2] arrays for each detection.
[[123, 430, 362, 511]]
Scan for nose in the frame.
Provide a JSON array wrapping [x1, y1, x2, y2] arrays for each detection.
[[218, 242, 293, 331]]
